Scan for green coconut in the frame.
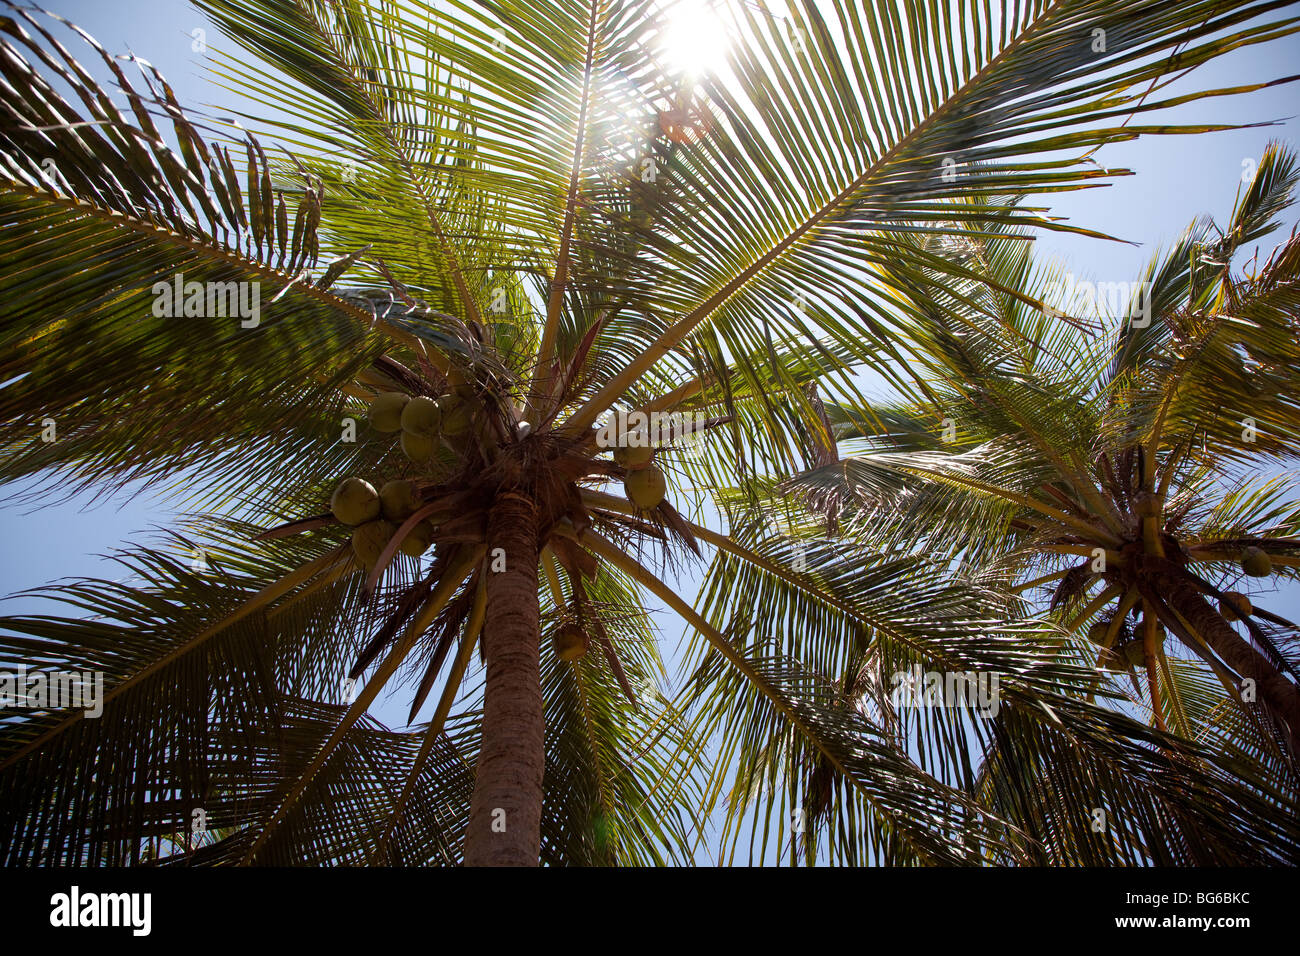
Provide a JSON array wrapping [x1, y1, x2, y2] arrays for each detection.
[[368, 392, 409, 433], [352, 520, 397, 568], [624, 465, 667, 510], [398, 519, 435, 558], [1241, 546, 1272, 577], [401, 430, 435, 462], [1219, 591, 1252, 622], [1086, 621, 1112, 646], [440, 398, 473, 437], [1098, 647, 1125, 672], [401, 395, 442, 438], [330, 477, 380, 526], [379, 480, 421, 522], [614, 444, 655, 469], [552, 623, 588, 662], [1123, 641, 1146, 667]]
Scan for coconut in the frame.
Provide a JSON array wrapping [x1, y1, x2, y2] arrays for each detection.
[[401, 395, 441, 438], [398, 519, 435, 558], [1219, 591, 1252, 622], [1098, 647, 1125, 672], [1123, 641, 1146, 667], [552, 623, 588, 662], [1086, 621, 1112, 646], [352, 520, 397, 568], [368, 392, 409, 433], [625, 465, 667, 510], [614, 444, 655, 469], [401, 430, 435, 462], [440, 398, 473, 437], [379, 480, 421, 522], [1241, 546, 1272, 577], [330, 477, 380, 526]]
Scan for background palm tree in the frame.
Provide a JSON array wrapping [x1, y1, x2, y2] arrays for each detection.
[[2, 0, 1298, 865], [774, 152, 1300, 859]]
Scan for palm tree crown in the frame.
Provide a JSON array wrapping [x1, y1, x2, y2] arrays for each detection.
[[777, 156, 1300, 852]]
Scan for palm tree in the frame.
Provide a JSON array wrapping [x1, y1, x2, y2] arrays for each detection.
[[2, 0, 1298, 866], [774, 149, 1300, 859]]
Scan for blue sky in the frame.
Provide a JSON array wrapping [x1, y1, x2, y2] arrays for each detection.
[[3, 1, 1299, 858]]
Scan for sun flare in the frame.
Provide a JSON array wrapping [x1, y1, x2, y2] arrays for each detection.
[[658, 0, 732, 78]]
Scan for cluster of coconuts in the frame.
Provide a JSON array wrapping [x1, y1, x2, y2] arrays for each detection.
[[1082, 548, 1275, 665], [552, 622, 589, 661], [330, 476, 435, 566], [613, 427, 667, 511], [1210, 549, 1271, 623], [367, 388, 475, 462]]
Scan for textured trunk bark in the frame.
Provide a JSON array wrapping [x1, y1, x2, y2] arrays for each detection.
[[1152, 574, 1300, 755], [463, 491, 544, 866]]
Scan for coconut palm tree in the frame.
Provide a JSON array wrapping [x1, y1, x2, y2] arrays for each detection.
[[2, 0, 1299, 866], [772, 147, 1300, 859]]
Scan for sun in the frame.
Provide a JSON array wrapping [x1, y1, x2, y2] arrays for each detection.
[[658, 0, 733, 78]]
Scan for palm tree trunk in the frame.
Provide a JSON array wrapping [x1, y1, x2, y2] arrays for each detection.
[[463, 490, 544, 866], [1154, 576, 1300, 755]]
